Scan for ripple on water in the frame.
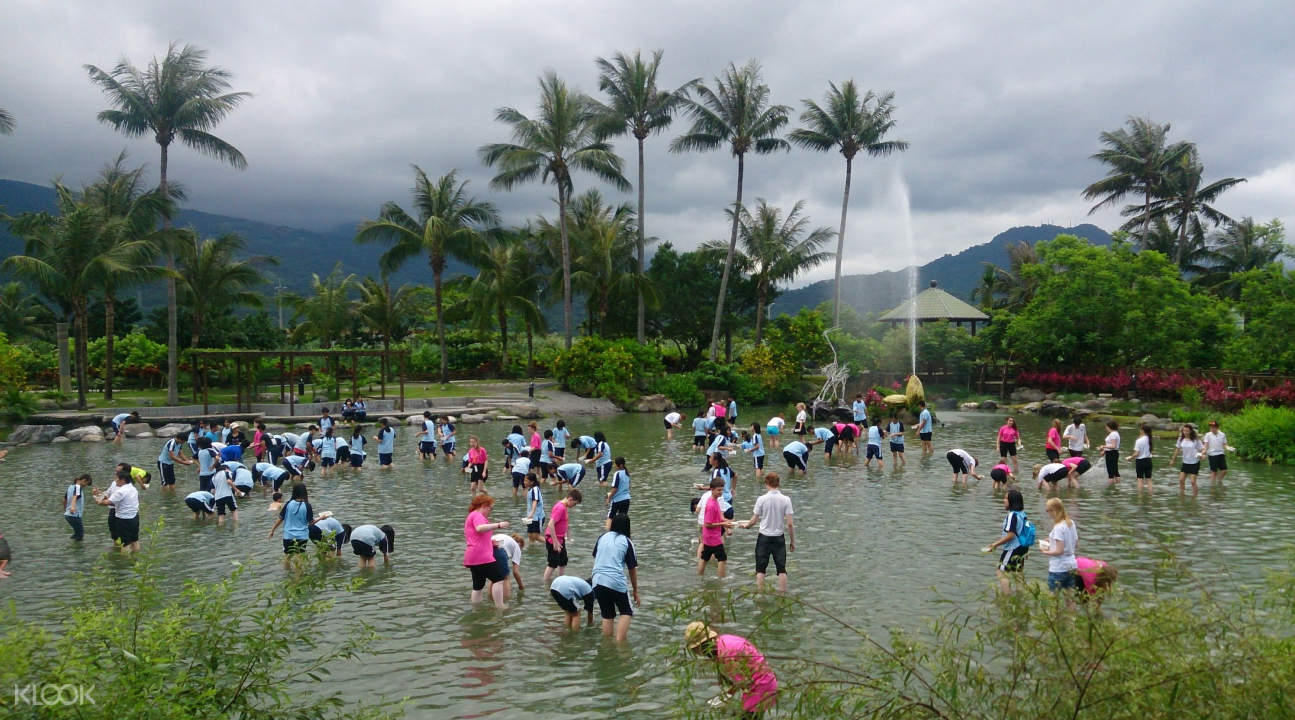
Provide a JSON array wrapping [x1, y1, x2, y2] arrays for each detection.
[[1, 410, 1293, 716]]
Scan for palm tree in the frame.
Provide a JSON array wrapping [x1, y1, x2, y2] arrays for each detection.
[[0, 108, 14, 134], [5, 186, 147, 408], [356, 277, 420, 382], [1082, 116, 1192, 241], [175, 233, 274, 349], [670, 60, 790, 361], [560, 190, 661, 335], [702, 200, 832, 344], [0, 282, 54, 341], [594, 50, 697, 343], [972, 241, 1039, 312], [86, 42, 251, 406], [287, 265, 357, 350], [82, 152, 174, 399], [1131, 146, 1245, 268], [480, 71, 629, 349], [789, 82, 908, 327], [1197, 218, 1288, 299], [355, 167, 497, 384], [463, 230, 544, 371]]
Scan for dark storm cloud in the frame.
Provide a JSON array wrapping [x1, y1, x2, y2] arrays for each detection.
[[2, 0, 1292, 284]]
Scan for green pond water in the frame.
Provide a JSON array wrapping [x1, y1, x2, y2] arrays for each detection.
[[1, 409, 1292, 717]]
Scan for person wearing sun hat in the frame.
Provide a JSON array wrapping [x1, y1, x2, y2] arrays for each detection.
[[684, 621, 778, 715]]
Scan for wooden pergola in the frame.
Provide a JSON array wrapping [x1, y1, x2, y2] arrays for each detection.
[[185, 349, 411, 415], [878, 280, 990, 335]]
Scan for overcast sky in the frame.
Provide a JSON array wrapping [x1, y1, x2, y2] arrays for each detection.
[[3, 0, 1293, 286]]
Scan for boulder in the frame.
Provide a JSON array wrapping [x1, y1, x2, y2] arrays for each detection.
[[407, 415, 427, 427], [1011, 387, 1046, 403], [9, 424, 64, 444], [1019, 401, 1044, 413], [980, 400, 998, 410], [1037, 402, 1078, 419], [155, 423, 190, 438], [51, 436, 70, 443], [498, 403, 542, 419], [1139, 413, 1160, 425], [458, 414, 489, 424], [882, 394, 908, 405], [936, 397, 958, 410], [960, 402, 980, 411], [633, 394, 675, 413], [122, 423, 152, 438], [64, 425, 105, 442], [135, 431, 155, 438], [1080, 398, 1106, 410], [35, 398, 59, 410], [80, 433, 104, 443], [496, 415, 520, 421], [380, 416, 401, 427], [1097, 393, 1114, 399]]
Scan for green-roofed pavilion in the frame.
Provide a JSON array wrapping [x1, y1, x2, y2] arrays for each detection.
[[879, 280, 990, 335]]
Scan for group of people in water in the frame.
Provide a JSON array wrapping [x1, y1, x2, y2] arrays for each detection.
[[43, 395, 1247, 716]]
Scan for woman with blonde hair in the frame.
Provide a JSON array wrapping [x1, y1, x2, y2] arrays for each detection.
[[1039, 497, 1079, 606]]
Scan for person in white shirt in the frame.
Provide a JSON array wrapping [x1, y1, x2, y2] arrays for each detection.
[[793, 403, 809, 436], [490, 533, 525, 600], [1126, 423, 1155, 494], [1170, 423, 1205, 493], [1097, 419, 1122, 484], [1062, 417, 1089, 457], [739, 473, 794, 591], [1039, 497, 1079, 610], [1203, 420, 1229, 484], [96, 469, 141, 553], [663, 411, 683, 440], [946, 448, 980, 485]]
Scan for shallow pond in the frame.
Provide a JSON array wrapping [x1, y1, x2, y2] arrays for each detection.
[[1, 409, 1291, 717]]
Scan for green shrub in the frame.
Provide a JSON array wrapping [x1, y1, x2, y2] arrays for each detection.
[[651, 374, 705, 409], [0, 332, 27, 389], [552, 337, 665, 406], [1224, 405, 1295, 464], [1170, 407, 1210, 425], [0, 387, 37, 423], [0, 532, 401, 719], [690, 360, 739, 391]]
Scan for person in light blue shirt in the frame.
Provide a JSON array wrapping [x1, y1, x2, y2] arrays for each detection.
[[917, 401, 934, 455], [438, 417, 457, 461], [538, 429, 556, 481], [375, 419, 396, 469], [591, 513, 639, 642], [349, 425, 367, 468], [318, 428, 339, 477], [254, 461, 290, 492], [781, 438, 819, 476], [348, 523, 395, 568], [523, 474, 546, 542], [550, 575, 595, 629], [195, 437, 219, 492], [573, 434, 597, 460], [602, 457, 631, 526], [887, 415, 907, 467], [727, 397, 738, 424], [419, 411, 438, 460], [691, 411, 709, 453], [309, 512, 349, 556], [210, 466, 239, 524], [229, 464, 254, 494], [852, 393, 868, 423], [63, 474, 92, 540], [283, 453, 314, 480], [556, 462, 586, 489], [813, 425, 838, 458], [185, 490, 216, 520], [551, 421, 570, 460], [157, 436, 191, 490], [740, 423, 766, 479], [587, 431, 613, 483], [318, 408, 334, 434], [268, 483, 314, 558], [110, 411, 138, 442]]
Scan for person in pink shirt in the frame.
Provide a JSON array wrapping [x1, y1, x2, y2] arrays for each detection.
[[463, 494, 510, 607], [543, 489, 583, 583], [527, 421, 543, 466], [697, 479, 734, 578], [996, 417, 1020, 474], [988, 462, 1015, 490], [463, 436, 489, 494], [1060, 454, 1092, 488], [685, 622, 778, 715], [832, 422, 858, 455], [1075, 556, 1117, 607], [712, 400, 727, 419], [1045, 419, 1063, 462]]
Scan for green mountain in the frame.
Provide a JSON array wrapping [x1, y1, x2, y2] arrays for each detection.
[[770, 223, 1111, 317]]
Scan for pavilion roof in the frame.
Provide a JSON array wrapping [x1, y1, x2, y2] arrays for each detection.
[[878, 283, 989, 322]]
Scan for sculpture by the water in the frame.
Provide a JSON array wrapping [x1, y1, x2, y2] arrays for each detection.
[[815, 330, 849, 407]]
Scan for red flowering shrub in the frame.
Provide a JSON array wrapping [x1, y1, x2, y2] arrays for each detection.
[[1014, 369, 1295, 411]]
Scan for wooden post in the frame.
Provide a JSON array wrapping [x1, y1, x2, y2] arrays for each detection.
[[192, 359, 200, 406], [279, 354, 285, 403], [288, 353, 295, 417]]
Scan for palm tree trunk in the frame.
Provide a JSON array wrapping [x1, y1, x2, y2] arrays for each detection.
[[160, 142, 179, 407], [104, 292, 115, 400], [833, 156, 853, 327], [1175, 206, 1189, 269], [434, 265, 448, 384], [1142, 188, 1151, 246], [74, 301, 88, 410], [559, 183, 573, 350], [191, 311, 201, 349], [636, 136, 646, 344], [754, 282, 767, 346], [709, 154, 745, 362], [57, 320, 71, 395]]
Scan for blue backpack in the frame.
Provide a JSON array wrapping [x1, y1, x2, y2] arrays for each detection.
[[1014, 511, 1036, 547]]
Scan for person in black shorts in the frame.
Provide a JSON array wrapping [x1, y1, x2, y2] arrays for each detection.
[[986, 489, 1030, 594], [696, 479, 733, 578], [550, 575, 596, 629]]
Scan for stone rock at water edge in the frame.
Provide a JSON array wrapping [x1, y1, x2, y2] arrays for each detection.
[[8, 425, 64, 444], [63, 425, 104, 442]]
